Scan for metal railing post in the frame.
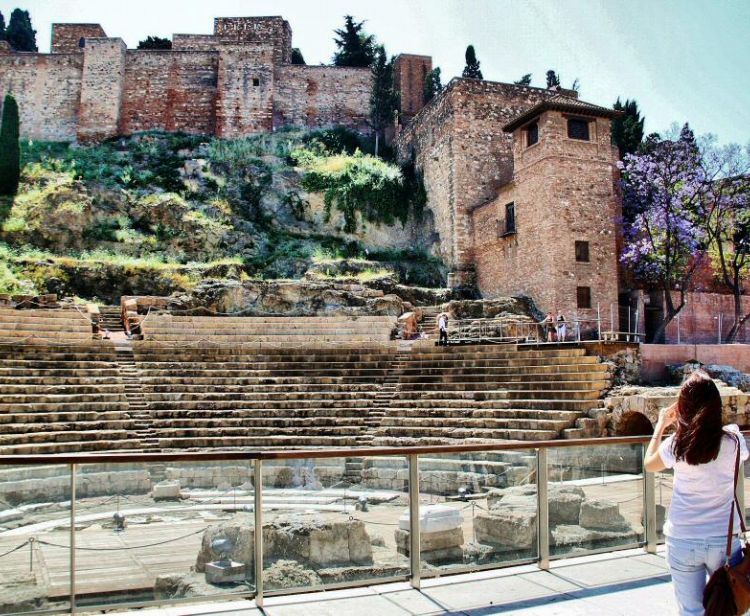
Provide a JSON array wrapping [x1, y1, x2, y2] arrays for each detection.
[[70, 463, 76, 615], [597, 303, 601, 341], [408, 454, 421, 589], [537, 448, 549, 570], [254, 460, 263, 608], [644, 447, 657, 554]]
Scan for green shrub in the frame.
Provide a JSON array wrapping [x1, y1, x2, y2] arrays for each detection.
[[294, 149, 424, 233]]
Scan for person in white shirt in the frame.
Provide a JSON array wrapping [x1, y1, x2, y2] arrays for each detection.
[[437, 313, 448, 346], [645, 370, 748, 616]]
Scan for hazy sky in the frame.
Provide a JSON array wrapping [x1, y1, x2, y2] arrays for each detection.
[[1, 0, 748, 145]]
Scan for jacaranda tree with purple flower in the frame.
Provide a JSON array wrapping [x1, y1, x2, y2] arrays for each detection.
[[620, 124, 707, 342]]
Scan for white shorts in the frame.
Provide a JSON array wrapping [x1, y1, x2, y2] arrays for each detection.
[[556, 325, 567, 337]]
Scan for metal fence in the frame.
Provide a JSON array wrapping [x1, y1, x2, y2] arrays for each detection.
[[1, 435, 746, 614]]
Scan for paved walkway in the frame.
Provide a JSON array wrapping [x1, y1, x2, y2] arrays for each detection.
[[101, 547, 676, 615]]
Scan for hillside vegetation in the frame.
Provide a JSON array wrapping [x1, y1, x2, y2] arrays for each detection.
[[0, 128, 443, 301]]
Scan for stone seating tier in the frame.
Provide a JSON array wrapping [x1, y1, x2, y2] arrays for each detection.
[[0, 308, 92, 341], [0, 314, 613, 454]]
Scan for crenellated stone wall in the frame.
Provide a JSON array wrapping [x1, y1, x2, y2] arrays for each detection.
[[0, 16, 426, 141]]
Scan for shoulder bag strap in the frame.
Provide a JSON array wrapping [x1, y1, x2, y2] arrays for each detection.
[[726, 432, 746, 559]]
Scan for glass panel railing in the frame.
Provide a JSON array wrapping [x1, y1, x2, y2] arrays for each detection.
[[262, 456, 409, 594], [72, 461, 255, 611], [0, 463, 72, 614], [548, 444, 645, 558], [654, 468, 673, 543], [417, 449, 539, 576]]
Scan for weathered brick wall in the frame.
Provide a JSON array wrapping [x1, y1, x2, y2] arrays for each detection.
[[664, 292, 750, 344], [396, 79, 558, 270], [0, 53, 83, 140], [394, 87, 456, 266], [393, 54, 431, 119], [172, 34, 219, 51], [119, 51, 218, 135], [471, 110, 621, 324], [214, 17, 291, 64], [274, 65, 371, 132], [51, 24, 106, 53], [77, 38, 126, 143], [215, 45, 275, 137]]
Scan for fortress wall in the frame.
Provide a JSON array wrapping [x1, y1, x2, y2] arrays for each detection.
[[51, 24, 106, 53], [215, 45, 275, 137], [172, 34, 220, 51], [0, 53, 83, 140], [77, 38, 126, 143], [120, 51, 218, 135], [274, 65, 371, 132], [396, 79, 557, 272], [214, 17, 292, 64], [395, 89, 456, 266]]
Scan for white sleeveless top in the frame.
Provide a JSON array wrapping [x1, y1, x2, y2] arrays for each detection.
[[659, 424, 748, 539]]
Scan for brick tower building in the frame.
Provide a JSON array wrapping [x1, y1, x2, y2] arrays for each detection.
[[471, 96, 623, 325]]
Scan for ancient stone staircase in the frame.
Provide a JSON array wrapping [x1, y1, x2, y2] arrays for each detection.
[[99, 306, 125, 335], [114, 343, 157, 446]]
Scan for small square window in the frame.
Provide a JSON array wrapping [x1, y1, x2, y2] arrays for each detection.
[[568, 118, 590, 141], [252, 78, 260, 87], [505, 202, 516, 234], [577, 286, 592, 309], [575, 240, 590, 262], [526, 122, 538, 147]]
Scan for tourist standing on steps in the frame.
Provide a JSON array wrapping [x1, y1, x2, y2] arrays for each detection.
[[540, 312, 555, 342], [437, 313, 449, 346], [556, 312, 567, 342], [644, 370, 748, 616]]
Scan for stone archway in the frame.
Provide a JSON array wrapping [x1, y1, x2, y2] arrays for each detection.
[[615, 411, 654, 436]]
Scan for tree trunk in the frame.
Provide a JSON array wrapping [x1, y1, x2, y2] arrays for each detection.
[[651, 289, 685, 344]]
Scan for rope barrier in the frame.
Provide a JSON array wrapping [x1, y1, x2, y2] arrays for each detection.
[[0, 540, 30, 559], [37, 526, 208, 551]]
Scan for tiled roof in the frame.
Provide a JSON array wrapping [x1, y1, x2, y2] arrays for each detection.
[[502, 94, 624, 132]]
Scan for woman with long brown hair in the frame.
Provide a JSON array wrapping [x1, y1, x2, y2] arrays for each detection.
[[645, 370, 748, 615]]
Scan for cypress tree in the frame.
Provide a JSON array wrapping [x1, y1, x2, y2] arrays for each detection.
[[370, 44, 399, 155], [545, 70, 560, 88], [612, 97, 645, 158], [424, 67, 443, 103], [6, 9, 37, 52], [333, 15, 375, 67], [0, 94, 20, 196], [291, 48, 305, 65], [462, 45, 483, 79], [514, 73, 532, 86], [0, 12, 6, 41]]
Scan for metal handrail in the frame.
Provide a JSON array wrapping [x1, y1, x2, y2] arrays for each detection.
[[0, 434, 657, 465]]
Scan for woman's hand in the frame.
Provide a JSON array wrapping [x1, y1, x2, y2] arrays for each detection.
[[657, 403, 677, 429]]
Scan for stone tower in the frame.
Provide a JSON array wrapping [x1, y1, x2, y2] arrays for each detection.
[[471, 95, 623, 325]]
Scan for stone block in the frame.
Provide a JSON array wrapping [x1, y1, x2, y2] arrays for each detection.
[[474, 506, 537, 550], [398, 504, 464, 533], [205, 560, 246, 584], [152, 481, 181, 501], [579, 499, 629, 531]]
